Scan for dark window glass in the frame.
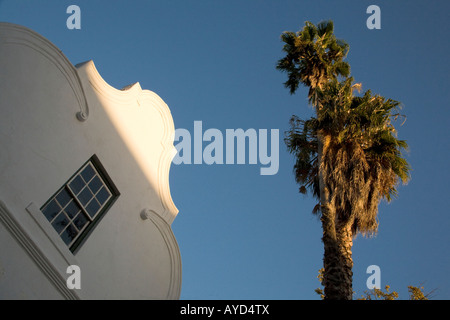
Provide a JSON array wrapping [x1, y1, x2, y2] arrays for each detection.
[[96, 187, 111, 205], [56, 188, 72, 207], [42, 200, 60, 222], [41, 156, 119, 252], [65, 200, 81, 219], [52, 213, 69, 233], [89, 176, 102, 194], [78, 188, 93, 206], [69, 175, 84, 195], [61, 224, 78, 245], [73, 213, 88, 230], [86, 199, 101, 218], [81, 164, 95, 182]]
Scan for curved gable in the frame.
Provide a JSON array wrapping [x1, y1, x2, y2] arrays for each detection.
[[0, 22, 89, 121], [0, 22, 181, 300], [75, 60, 179, 225]]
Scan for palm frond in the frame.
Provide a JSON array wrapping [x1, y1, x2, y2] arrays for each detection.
[[278, 21, 410, 238]]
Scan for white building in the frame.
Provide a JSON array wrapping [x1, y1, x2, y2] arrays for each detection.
[[0, 22, 182, 299]]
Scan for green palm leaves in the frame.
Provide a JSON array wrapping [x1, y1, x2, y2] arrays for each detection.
[[277, 21, 350, 102], [278, 20, 410, 299], [280, 21, 410, 235]]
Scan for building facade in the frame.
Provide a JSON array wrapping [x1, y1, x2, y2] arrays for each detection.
[[0, 22, 181, 299]]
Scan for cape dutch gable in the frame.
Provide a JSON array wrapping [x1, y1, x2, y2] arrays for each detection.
[[0, 22, 181, 299]]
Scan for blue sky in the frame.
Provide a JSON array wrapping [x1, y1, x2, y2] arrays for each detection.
[[1, 0, 449, 300]]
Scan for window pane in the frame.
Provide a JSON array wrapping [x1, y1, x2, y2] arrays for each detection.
[[56, 188, 71, 207], [81, 164, 95, 182], [86, 199, 101, 218], [41, 158, 119, 252], [78, 187, 94, 206], [52, 213, 69, 233], [65, 200, 81, 219], [74, 213, 89, 230], [69, 175, 85, 195], [96, 187, 111, 206], [42, 200, 61, 222], [60, 224, 78, 246], [89, 176, 103, 194]]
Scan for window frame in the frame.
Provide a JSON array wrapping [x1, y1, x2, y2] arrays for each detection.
[[40, 155, 120, 253]]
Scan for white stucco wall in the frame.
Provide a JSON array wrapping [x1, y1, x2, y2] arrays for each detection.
[[0, 22, 181, 299]]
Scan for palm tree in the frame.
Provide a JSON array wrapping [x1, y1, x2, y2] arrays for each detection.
[[276, 20, 350, 105], [277, 21, 410, 300]]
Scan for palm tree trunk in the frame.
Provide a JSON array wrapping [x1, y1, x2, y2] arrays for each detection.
[[318, 132, 354, 300], [321, 216, 354, 299], [336, 222, 354, 299]]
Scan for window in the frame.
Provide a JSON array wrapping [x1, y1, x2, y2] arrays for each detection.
[[41, 155, 119, 252]]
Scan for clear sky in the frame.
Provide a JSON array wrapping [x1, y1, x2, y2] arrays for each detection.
[[1, 0, 449, 300]]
